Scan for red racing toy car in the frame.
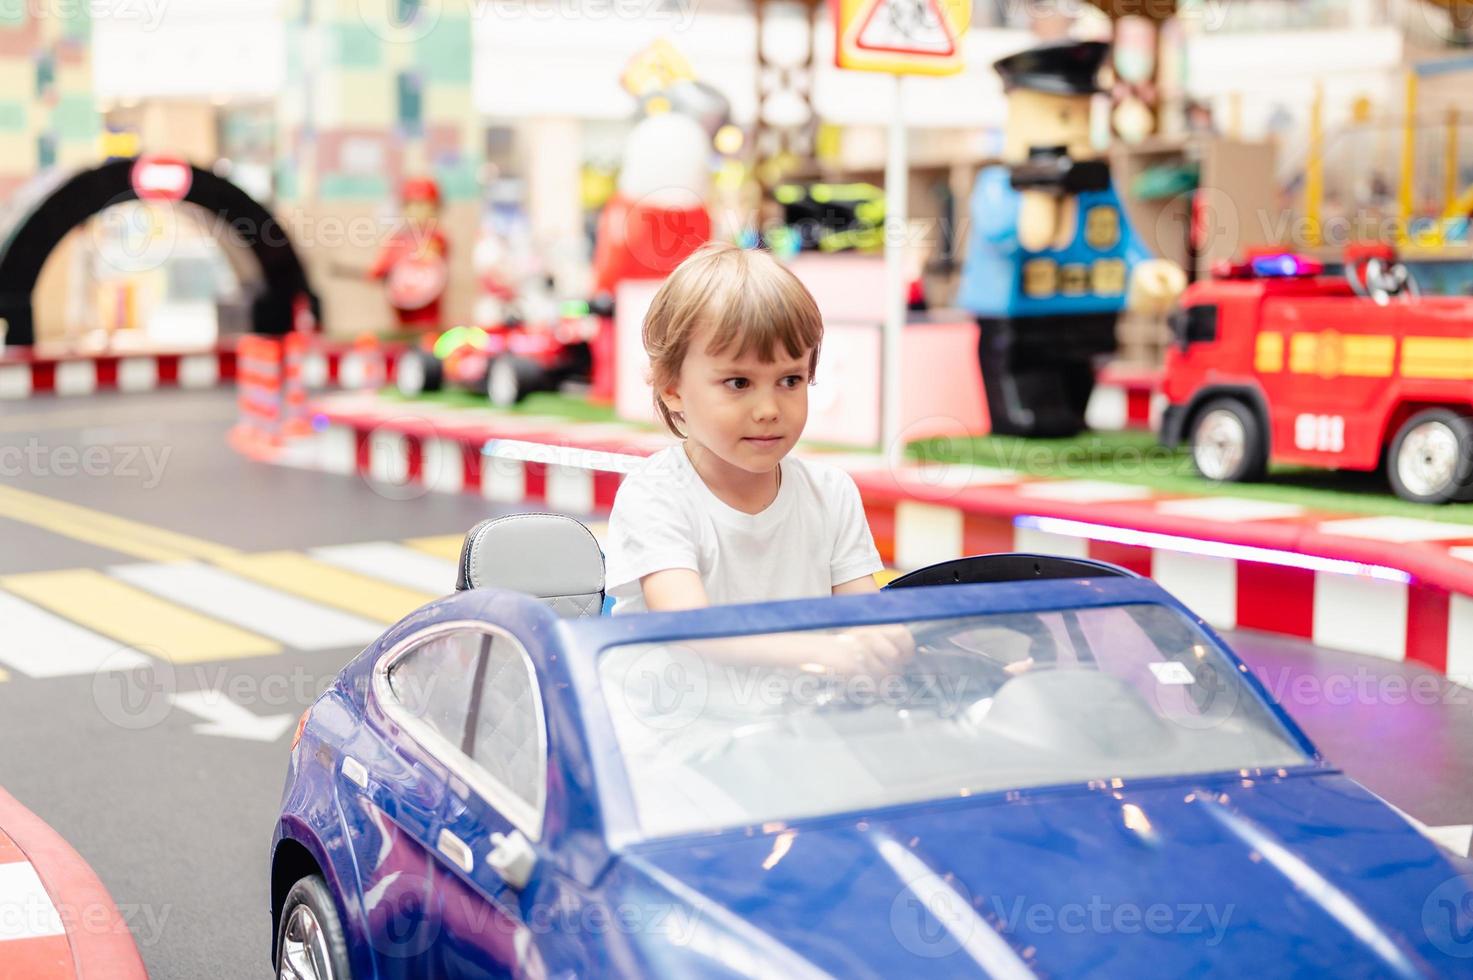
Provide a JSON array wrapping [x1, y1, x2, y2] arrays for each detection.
[[394, 310, 596, 407]]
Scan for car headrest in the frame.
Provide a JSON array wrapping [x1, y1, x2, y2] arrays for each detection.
[[455, 514, 605, 619]]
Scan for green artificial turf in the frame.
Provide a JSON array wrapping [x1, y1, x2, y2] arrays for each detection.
[[906, 430, 1473, 523], [378, 388, 620, 423]]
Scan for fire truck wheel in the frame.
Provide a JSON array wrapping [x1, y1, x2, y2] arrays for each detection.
[[1189, 398, 1267, 483], [395, 350, 442, 397], [487, 355, 543, 407], [1387, 409, 1473, 504]]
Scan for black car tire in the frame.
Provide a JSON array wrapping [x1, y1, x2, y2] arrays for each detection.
[[395, 350, 443, 397], [275, 875, 352, 980], [1386, 408, 1473, 504], [487, 355, 545, 407], [1189, 397, 1268, 483]]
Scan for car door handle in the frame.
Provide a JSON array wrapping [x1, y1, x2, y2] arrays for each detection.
[[437, 828, 474, 873], [487, 830, 537, 889], [342, 756, 369, 788]]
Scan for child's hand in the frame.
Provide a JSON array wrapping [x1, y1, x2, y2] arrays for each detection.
[[803, 625, 914, 677]]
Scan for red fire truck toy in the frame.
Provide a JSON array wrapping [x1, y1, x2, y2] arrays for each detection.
[[1160, 243, 1473, 504]]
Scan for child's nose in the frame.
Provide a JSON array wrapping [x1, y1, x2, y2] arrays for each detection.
[[752, 392, 780, 421]]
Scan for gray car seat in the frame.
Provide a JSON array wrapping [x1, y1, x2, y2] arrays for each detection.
[[455, 513, 605, 619]]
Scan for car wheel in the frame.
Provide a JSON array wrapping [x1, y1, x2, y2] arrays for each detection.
[[1387, 409, 1473, 504], [275, 875, 352, 980], [1190, 398, 1267, 483], [395, 351, 442, 397], [487, 355, 542, 407]]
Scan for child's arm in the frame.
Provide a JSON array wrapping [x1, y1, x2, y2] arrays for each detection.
[[661, 622, 912, 676], [833, 574, 879, 596], [644, 568, 881, 606], [643, 569, 911, 675], [640, 568, 710, 612]]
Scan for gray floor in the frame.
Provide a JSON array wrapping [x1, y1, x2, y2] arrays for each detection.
[[0, 389, 507, 978], [1226, 629, 1473, 827]]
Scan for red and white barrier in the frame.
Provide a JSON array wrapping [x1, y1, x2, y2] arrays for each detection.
[[0, 825, 70, 976], [0, 348, 236, 399], [0, 339, 402, 401], [235, 334, 312, 447], [857, 498, 1470, 679], [1085, 365, 1163, 431]]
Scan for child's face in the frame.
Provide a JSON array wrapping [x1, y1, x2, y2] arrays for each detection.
[[662, 328, 811, 475]]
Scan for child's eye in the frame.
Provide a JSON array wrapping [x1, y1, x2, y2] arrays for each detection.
[[723, 378, 750, 391], [779, 375, 805, 389]]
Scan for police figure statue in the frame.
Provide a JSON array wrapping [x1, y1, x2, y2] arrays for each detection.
[[959, 40, 1184, 437]]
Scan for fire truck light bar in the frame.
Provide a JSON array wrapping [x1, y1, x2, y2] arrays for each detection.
[[1014, 515, 1413, 584], [1249, 253, 1323, 278]]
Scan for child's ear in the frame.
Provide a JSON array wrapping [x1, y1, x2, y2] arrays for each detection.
[[659, 382, 684, 415]]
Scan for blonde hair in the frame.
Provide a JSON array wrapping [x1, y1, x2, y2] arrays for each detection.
[[643, 242, 823, 437]]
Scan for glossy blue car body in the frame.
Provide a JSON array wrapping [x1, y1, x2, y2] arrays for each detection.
[[271, 572, 1473, 978]]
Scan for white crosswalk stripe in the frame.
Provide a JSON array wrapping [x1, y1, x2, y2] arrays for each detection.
[[109, 560, 384, 651], [0, 529, 618, 679], [0, 591, 152, 678], [309, 542, 459, 596]]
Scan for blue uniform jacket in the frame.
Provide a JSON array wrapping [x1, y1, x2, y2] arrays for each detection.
[[958, 164, 1151, 319]]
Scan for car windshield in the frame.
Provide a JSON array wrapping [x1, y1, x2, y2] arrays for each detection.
[[597, 603, 1311, 839]]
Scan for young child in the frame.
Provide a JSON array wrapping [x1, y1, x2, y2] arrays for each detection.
[[604, 243, 909, 672]]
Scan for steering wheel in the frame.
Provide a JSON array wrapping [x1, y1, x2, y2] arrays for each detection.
[[821, 619, 1042, 717], [1346, 255, 1419, 305]]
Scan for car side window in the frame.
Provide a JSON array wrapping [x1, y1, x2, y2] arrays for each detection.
[[467, 637, 544, 821], [383, 626, 547, 836], [386, 630, 482, 744]]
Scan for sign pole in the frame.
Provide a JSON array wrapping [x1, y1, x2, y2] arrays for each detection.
[[882, 72, 907, 464], [832, 0, 966, 459]]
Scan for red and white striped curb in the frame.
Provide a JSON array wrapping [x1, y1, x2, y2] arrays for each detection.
[[0, 788, 146, 979], [295, 344, 403, 392], [1085, 365, 1162, 431], [0, 341, 402, 399], [0, 348, 237, 398], [260, 393, 1473, 683]]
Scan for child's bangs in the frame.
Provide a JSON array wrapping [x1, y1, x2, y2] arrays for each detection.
[[701, 267, 822, 367]]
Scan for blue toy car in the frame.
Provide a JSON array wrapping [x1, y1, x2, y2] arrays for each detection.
[[270, 515, 1473, 978]]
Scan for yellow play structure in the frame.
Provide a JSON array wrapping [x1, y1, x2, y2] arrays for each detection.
[[1301, 54, 1473, 252]]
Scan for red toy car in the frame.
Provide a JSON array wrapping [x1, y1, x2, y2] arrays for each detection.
[[394, 310, 596, 407], [1160, 243, 1473, 503]]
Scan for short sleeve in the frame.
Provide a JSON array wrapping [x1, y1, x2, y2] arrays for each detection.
[[826, 470, 884, 587], [603, 473, 701, 596]]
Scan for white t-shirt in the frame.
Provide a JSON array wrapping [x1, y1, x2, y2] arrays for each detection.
[[604, 446, 883, 615]]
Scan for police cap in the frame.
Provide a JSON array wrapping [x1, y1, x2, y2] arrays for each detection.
[[993, 40, 1109, 96]]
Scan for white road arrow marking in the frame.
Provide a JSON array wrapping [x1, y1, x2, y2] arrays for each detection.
[[168, 691, 295, 743]]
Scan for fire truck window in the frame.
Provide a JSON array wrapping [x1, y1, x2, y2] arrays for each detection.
[[1172, 305, 1218, 346]]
